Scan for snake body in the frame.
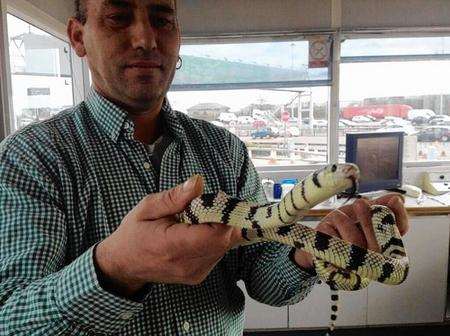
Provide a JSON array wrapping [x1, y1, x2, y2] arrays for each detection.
[[180, 163, 409, 332]]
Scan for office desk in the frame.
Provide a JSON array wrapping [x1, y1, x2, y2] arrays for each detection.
[[307, 193, 450, 217], [243, 193, 450, 330]]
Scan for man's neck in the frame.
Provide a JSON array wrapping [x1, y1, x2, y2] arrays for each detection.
[[131, 110, 163, 145]]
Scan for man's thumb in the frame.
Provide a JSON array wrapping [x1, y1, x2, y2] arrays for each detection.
[[181, 174, 204, 197], [135, 175, 204, 220]]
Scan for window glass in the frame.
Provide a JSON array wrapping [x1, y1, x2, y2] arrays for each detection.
[[168, 87, 329, 168], [7, 14, 74, 131], [341, 37, 450, 57], [172, 40, 330, 88], [169, 39, 331, 168], [340, 37, 450, 162]]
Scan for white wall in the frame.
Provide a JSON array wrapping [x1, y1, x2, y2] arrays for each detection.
[[342, 0, 450, 30], [180, 0, 450, 37], [22, 0, 450, 35], [25, 0, 73, 25], [178, 0, 332, 37]]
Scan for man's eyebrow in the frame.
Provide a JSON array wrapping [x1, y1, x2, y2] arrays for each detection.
[[101, 0, 131, 10], [100, 1, 174, 14], [149, 4, 175, 15]]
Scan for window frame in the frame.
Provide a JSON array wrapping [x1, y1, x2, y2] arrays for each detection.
[[0, 0, 88, 138], [175, 32, 336, 173], [176, 30, 450, 175], [174, 33, 334, 92]]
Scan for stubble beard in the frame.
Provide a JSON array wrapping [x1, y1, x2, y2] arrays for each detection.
[[125, 63, 177, 113], [111, 70, 169, 114]]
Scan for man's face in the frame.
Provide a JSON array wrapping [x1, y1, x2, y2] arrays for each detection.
[[76, 0, 180, 111]]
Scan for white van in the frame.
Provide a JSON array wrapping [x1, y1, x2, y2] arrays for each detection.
[[407, 109, 435, 120], [237, 116, 255, 124], [218, 112, 237, 123]]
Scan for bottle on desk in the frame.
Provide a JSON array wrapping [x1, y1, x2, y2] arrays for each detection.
[[261, 179, 275, 200], [280, 178, 297, 198]]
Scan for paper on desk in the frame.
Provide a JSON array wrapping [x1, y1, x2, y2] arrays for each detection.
[[426, 193, 450, 206]]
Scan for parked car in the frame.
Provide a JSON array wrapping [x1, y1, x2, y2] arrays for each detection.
[[428, 115, 450, 125], [252, 119, 267, 128], [339, 119, 357, 127], [411, 116, 429, 126], [376, 124, 418, 136], [218, 112, 237, 124], [407, 109, 435, 120], [383, 116, 411, 126], [251, 127, 279, 139], [237, 116, 254, 124], [351, 115, 373, 123], [417, 126, 450, 142], [279, 126, 300, 137], [287, 126, 300, 136], [311, 119, 328, 127]]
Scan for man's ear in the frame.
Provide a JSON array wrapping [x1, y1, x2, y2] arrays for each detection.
[[67, 18, 86, 57]]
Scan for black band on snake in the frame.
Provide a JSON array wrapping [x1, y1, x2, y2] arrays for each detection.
[[179, 163, 409, 334]]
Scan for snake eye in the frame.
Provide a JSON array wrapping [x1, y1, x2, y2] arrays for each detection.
[[331, 164, 337, 172]]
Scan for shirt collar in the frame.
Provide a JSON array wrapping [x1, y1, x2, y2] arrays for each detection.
[[85, 88, 186, 143]]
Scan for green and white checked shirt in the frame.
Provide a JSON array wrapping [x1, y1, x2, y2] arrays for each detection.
[[0, 90, 318, 335]]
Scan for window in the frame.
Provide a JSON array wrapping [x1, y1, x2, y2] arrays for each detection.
[[339, 37, 450, 163], [168, 38, 332, 168], [6, 14, 74, 131]]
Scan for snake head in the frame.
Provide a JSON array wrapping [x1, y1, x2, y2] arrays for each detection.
[[325, 163, 360, 193]]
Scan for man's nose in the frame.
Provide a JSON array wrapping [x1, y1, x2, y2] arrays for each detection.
[[130, 17, 157, 51]]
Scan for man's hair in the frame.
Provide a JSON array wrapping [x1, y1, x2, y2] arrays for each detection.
[[74, 0, 87, 24]]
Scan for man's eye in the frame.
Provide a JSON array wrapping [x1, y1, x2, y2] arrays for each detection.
[[106, 14, 131, 25], [151, 17, 175, 30]]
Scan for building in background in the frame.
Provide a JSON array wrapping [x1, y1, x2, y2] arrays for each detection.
[[8, 14, 73, 130], [186, 102, 230, 121]]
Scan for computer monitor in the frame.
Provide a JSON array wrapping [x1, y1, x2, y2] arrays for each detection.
[[345, 132, 404, 193]]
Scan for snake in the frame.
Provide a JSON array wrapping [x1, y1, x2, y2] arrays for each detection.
[[179, 163, 409, 334]]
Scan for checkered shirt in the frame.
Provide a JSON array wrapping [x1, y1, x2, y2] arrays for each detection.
[[0, 89, 318, 335]]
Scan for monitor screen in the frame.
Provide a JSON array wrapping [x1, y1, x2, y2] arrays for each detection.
[[346, 132, 404, 193]]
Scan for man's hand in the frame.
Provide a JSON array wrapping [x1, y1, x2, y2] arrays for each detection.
[[95, 175, 242, 297], [294, 194, 409, 270]]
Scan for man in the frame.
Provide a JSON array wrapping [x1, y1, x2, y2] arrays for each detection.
[[0, 0, 409, 335]]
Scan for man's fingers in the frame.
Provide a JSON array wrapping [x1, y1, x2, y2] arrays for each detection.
[[336, 193, 409, 237], [353, 199, 380, 252], [134, 175, 204, 220], [167, 222, 236, 255], [370, 194, 409, 235], [334, 202, 358, 222], [387, 196, 409, 235], [229, 227, 246, 248], [319, 209, 366, 248], [317, 221, 339, 237]]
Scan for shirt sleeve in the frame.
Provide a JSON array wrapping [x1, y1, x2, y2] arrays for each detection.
[[232, 137, 319, 307], [0, 134, 146, 335]]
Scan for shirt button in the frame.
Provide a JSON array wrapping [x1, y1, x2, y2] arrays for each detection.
[[119, 311, 134, 320], [182, 321, 190, 332], [143, 162, 151, 170]]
